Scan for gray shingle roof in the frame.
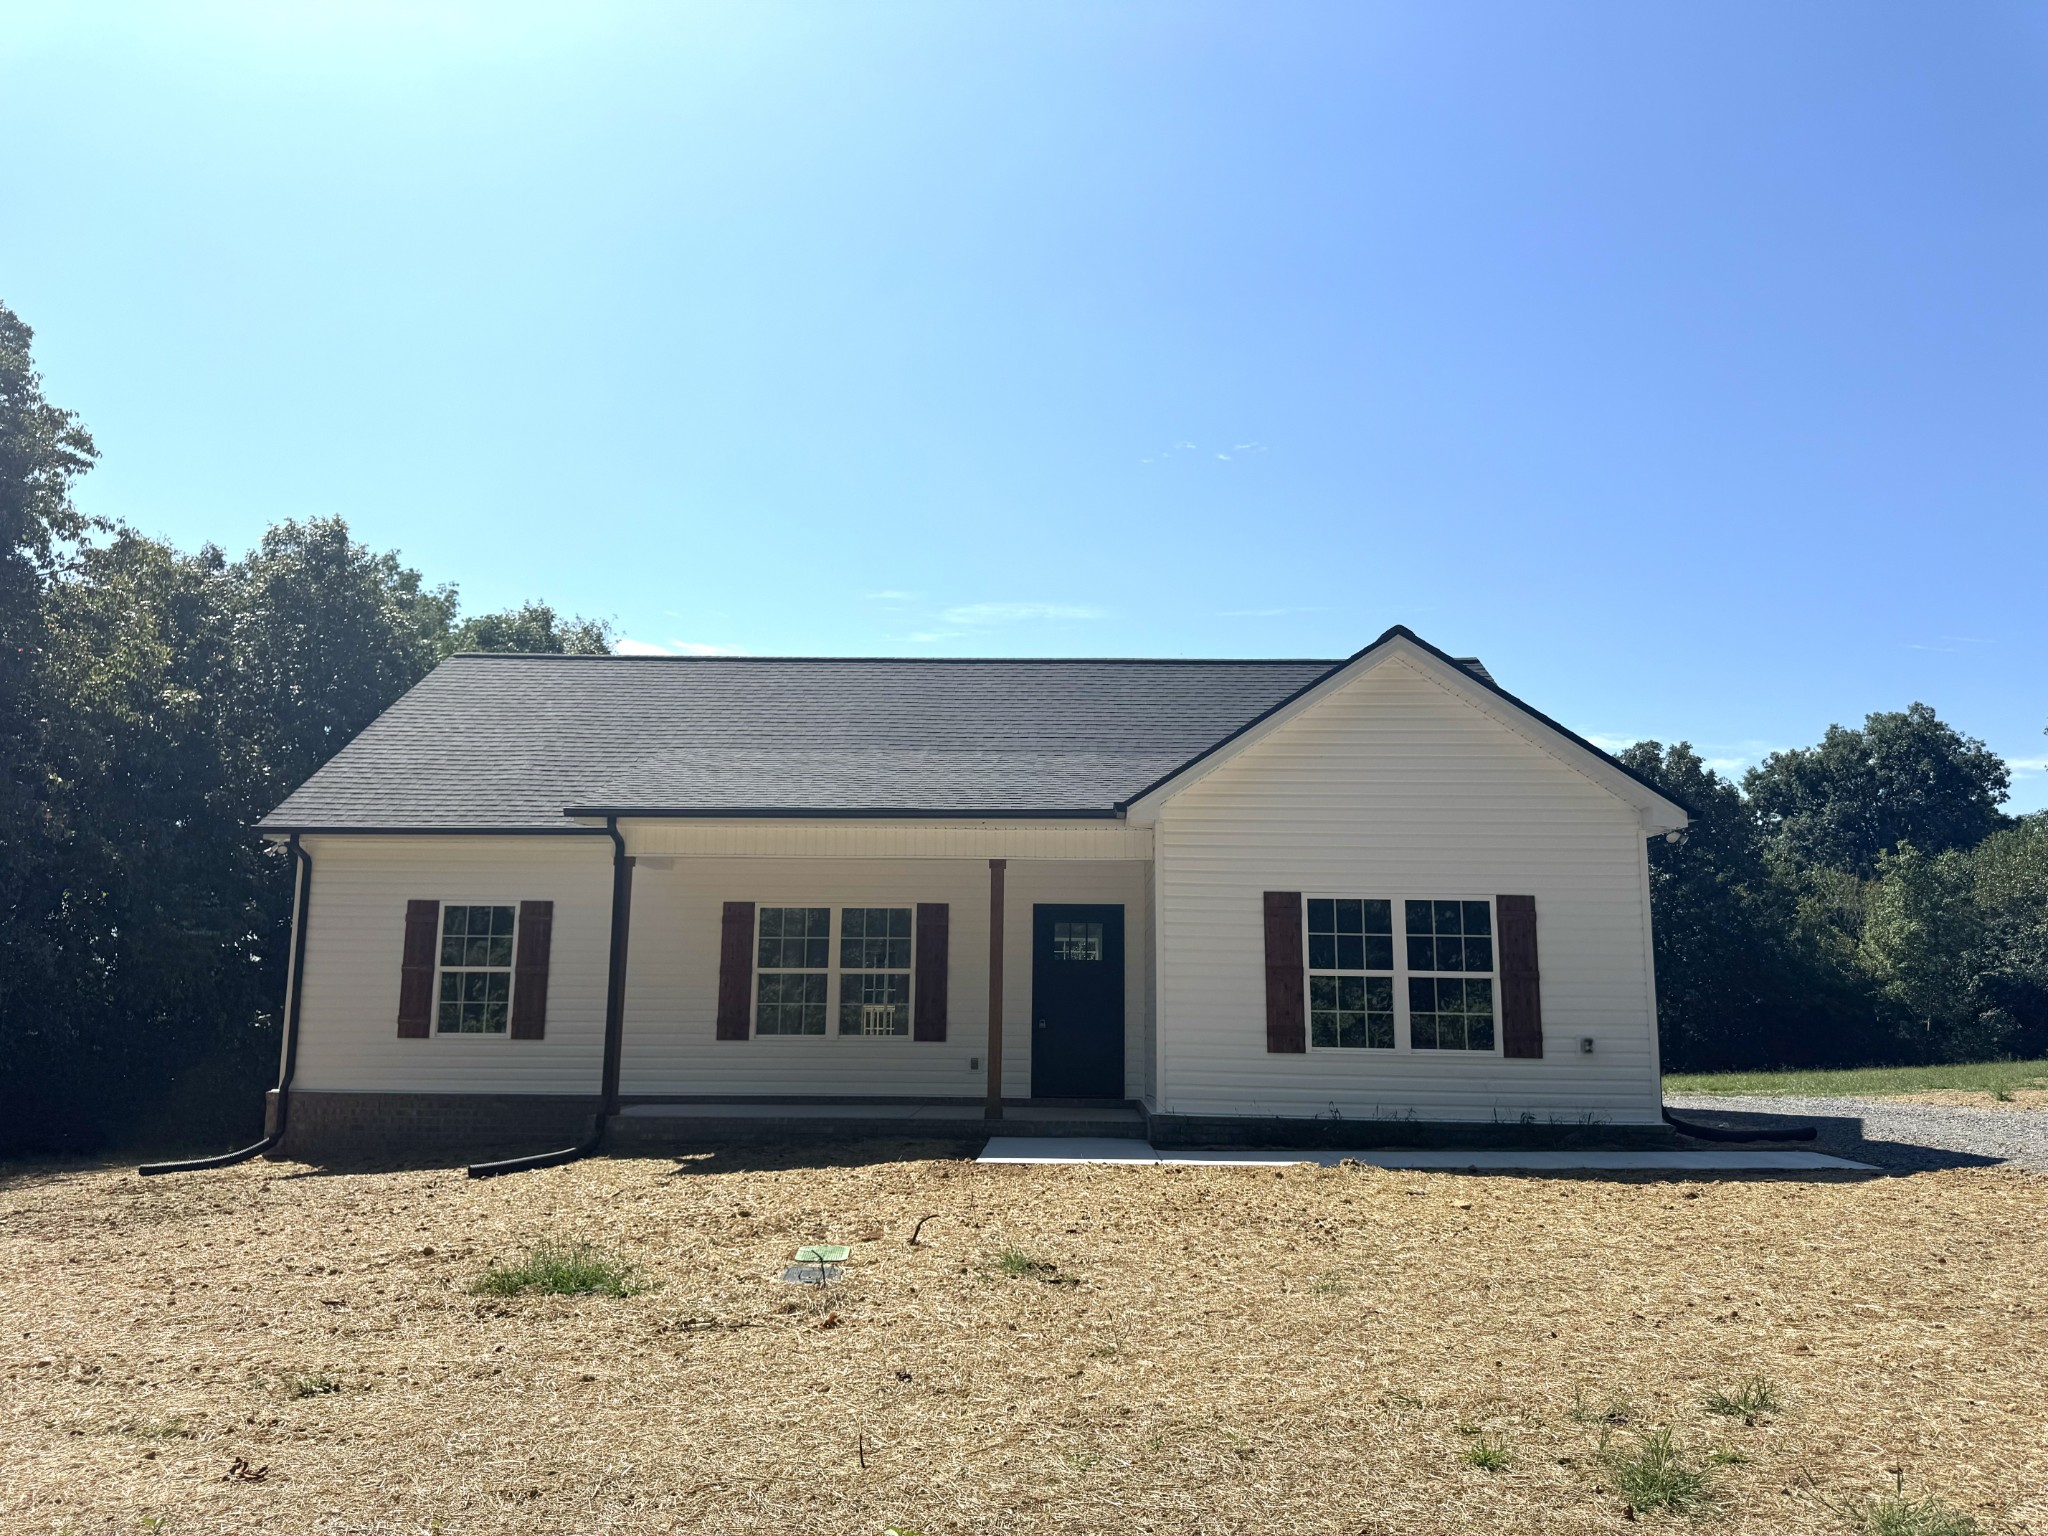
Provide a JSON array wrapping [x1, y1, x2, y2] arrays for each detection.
[[261, 655, 1357, 830]]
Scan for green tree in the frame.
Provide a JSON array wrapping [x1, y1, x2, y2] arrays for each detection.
[[229, 516, 458, 794], [1744, 704, 2010, 877], [0, 303, 101, 1146], [1859, 841, 1987, 1057], [1619, 742, 1875, 1070], [1963, 815, 2048, 1058], [443, 599, 613, 657]]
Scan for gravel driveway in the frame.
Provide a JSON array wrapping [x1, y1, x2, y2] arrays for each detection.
[[1665, 1092, 2048, 1173]]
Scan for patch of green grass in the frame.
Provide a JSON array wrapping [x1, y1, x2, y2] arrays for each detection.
[[1703, 1373, 1784, 1420], [1599, 1427, 1718, 1516], [472, 1240, 642, 1298], [1665, 1059, 2048, 1099], [1821, 1475, 1986, 1536], [1460, 1437, 1513, 1472], [286, 1372, 341, 1399], [992, 1248, 1072, 1283]]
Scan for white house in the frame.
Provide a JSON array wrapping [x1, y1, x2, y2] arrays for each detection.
[[254, 626, 1690, 1156]]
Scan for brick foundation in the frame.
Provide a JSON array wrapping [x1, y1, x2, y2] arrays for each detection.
[[277, 1091, 601, 1160]]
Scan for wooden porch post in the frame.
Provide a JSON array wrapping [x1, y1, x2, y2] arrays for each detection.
[[986, 858, 1006, 1120]]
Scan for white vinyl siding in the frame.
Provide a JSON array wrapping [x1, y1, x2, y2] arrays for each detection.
[[620, 856, 1151, 1100], [293, 837, 612, 1093], [1153, 654, 1662, 1124]]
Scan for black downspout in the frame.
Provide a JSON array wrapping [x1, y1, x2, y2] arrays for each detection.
[[1662, 1107, 1818, 1144], [141, 836, 314, 1175], [467, 817, 634, 1177]]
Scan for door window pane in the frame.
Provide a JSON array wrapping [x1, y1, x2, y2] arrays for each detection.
[[1053, 921, 1103, 962]]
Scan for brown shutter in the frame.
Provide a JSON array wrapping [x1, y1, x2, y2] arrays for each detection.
[[1262, 891, 1306, 1053], [1497, 894, 1543, 1059], [914, 902, 949, 1041], [510, 899, 554, 1039], [716, 900, 755, 1040], [397, 899, 439, 1038]]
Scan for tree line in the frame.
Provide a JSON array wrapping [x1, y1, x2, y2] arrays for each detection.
[[4, 302, 2045, 1152], [1, 304, 611, 1153]]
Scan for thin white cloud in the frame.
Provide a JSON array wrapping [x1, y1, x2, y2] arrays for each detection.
[[863, 590, 919, 603], [666, 640, 749, 656], [1582, 733, 1641, 754], [614, 637, 675, 656], [939, 602, 1104, 626], [2007, 756, 2048, 780], [1583, 732, 1787, 780], [898, 630, 966, 644], [1143, 439, 1265, 464]]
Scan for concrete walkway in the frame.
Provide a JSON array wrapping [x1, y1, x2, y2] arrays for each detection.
[[977, 1135, 1873, 1172]]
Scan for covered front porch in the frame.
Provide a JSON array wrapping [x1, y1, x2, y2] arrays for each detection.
[[607, 817, 1156, 1115]]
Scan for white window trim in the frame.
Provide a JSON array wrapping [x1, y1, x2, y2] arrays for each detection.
[[1301, 894, 1502, 1057], [748, 902, 919, 1042], [432, 900, 522, 1039]]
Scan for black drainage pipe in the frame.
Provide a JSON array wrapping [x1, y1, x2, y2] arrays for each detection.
[[1662, 1107, 1817, 1144], [142, 837, 314, 1176], [466, 819, 634, 1179], [466, 1112, 607, 1180]]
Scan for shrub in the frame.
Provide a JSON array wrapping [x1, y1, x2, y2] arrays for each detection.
[[473, 1241, 642, 1298]]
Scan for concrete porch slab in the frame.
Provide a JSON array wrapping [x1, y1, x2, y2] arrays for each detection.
[[977, 1136, 1875, 1172]]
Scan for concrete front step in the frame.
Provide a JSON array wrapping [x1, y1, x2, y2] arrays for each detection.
[[607, 1100, 1145, 1147]]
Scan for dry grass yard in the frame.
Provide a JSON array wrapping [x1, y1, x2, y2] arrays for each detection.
[[2, 1145, 2044, 1536]]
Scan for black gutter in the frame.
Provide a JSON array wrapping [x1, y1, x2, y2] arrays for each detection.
[[256, 825, 610, 838], [467, 817, 635, 1177], [141, 837, 314, 1175]]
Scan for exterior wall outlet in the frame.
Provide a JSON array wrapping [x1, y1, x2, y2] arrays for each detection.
[[969, 1055, 980, 1070], [1579, 1036, 1595, 1054]]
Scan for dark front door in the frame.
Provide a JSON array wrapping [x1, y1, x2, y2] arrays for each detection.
[[1031, 904, 1125, 1099]]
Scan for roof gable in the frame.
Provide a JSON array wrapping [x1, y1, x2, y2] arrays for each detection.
[[1118, 627, 1689, 833]]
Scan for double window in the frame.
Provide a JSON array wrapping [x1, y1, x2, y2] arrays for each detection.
[[1305, 896, 1496, 1053], [437, 904, 517, 1034], [754, 905, 915, 1038]]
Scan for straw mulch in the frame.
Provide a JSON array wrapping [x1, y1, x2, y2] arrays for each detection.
[[2, 1145, 2043, 1535]]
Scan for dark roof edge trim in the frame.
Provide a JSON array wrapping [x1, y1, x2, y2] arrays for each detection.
[[445, 652, 1342, 665], [561, 805, 1126, 821], [258, 824, 614, 837], [1113, 624, 1698, 821]]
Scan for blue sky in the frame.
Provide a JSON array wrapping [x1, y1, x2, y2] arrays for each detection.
[[4, 2, 2045, 806]]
